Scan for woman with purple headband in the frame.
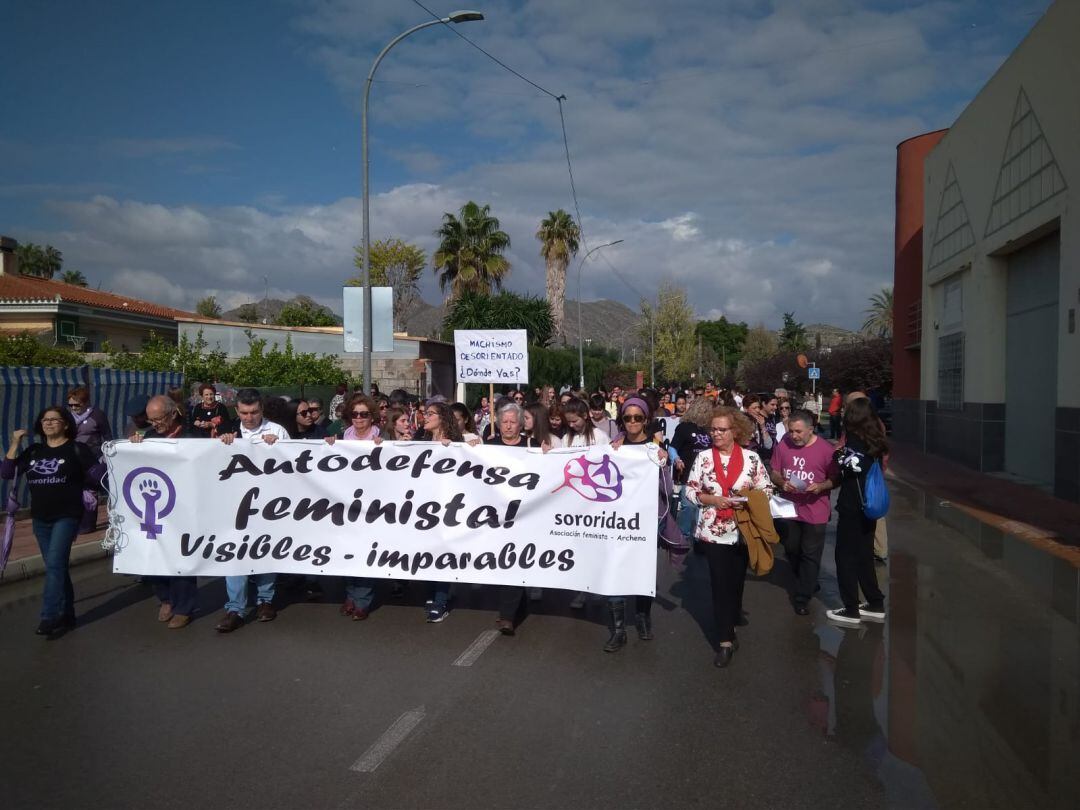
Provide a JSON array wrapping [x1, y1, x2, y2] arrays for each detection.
[[602, 396, 670, 652]]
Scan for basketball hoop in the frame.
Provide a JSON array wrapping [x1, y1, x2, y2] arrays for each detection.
[[66, 334, 87, 349]]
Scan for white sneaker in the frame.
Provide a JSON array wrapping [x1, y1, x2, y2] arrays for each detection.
[[826, 608, 862, 626], [858, 603, 885, 622], [569, 591, 587, 610]]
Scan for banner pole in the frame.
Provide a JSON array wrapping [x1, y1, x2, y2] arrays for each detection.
[[489, 383, 496, 438]]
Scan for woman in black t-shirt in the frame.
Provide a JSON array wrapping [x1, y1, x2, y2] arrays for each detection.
[[3, 405, 103, 637]]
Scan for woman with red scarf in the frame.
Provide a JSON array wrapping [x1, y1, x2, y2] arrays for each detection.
[[685, 405, 772, 669]]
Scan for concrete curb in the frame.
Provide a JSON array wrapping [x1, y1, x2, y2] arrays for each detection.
[[1, 541, 111, 585]]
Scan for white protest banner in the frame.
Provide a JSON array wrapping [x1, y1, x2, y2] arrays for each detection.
[[106, 439, 659, 596], [454, 329, 529, 384]]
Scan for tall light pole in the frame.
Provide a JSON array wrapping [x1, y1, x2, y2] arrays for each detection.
[[361, 10, 484, 394], [576, 239, 623, 390]]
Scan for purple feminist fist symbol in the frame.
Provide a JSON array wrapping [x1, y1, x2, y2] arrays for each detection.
[[551, 454, 624, 502], [122, 467, 176, 540]]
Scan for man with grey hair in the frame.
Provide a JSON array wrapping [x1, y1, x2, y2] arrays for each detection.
[[770, 409, 839, 615]]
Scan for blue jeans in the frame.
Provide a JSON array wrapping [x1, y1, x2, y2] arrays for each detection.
[[677, 485, 699, 538], [224, 574, 276, 614], [427, 581, 450, 611], [32, 517, 80, 621], [345, 578, 375, 610]]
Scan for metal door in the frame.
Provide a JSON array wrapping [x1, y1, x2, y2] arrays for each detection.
[[1005, 233, 1060, 486]]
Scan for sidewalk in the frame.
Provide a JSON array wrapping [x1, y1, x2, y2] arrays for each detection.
[[885, 440, 1080, 578], [1, 505, 110, 583]]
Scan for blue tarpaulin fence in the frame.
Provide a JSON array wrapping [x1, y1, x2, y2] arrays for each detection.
[[0, 365, 183, 507]]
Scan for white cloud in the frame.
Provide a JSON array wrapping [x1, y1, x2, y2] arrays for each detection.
[[659, 214, 700, 242], [18, 0, 1052, 331]]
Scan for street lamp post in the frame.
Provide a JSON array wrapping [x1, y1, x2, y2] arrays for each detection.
[[361, 10, 484, 394], [576, 239, 623, 390]]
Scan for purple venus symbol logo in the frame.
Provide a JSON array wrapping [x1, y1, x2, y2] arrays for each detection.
[[551, 454, 624, 502], [122, 466, 177, 540]]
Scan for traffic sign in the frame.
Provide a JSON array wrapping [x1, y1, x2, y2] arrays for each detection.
[[808, 367, 821, 380]]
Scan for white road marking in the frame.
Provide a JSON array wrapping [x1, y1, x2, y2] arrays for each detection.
[[350, 707, 426, 773], [452, 629, 501, 667]]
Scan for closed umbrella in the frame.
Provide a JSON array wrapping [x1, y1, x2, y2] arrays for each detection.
[[1, 475, 19, 572]]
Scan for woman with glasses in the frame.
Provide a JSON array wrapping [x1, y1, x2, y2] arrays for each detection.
[[326, 393, 381, 621], [65, 386, 112, 457], [414, 402, 463, 622], [685, 406, 772, 669], [3, 406, 104, 637], [188, 383, 229, 438]]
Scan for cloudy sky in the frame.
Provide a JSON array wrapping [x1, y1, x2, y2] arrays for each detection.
[[1, 0, 1051, 329]]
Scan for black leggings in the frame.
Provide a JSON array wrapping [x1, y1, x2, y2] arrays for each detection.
[[834, 508, 884, 611]]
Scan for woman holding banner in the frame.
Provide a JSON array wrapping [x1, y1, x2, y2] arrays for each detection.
[[604, 397, 668, 651], [556, 398, 612, 612], [485, 402, 539, 635], [327, 393, 381, 622], [415, 402, 463, 623], [685, 406, 772, 669]]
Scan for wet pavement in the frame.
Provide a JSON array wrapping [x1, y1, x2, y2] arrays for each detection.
[[0, 477, 1077, 809]]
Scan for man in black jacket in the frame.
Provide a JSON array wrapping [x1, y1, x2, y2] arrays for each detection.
[[130, 395, 198, 627]]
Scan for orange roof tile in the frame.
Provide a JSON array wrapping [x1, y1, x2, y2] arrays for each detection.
[[0, 274, 195, 320]]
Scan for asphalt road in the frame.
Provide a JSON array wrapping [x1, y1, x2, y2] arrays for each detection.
[[1, 480, 1077, 809]]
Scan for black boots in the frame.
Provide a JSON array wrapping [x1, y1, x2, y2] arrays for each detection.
[[604, 601, 627, 652], [634, 608, 653, 641]]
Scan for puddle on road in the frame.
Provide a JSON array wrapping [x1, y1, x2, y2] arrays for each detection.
[[807, 481, 1080, 810]]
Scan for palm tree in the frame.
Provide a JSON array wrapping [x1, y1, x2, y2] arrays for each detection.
[[862, 288, 894, 338], [432, 201, 511, 300], [536, 209, 580, 344], [59, 269, 88, 287]]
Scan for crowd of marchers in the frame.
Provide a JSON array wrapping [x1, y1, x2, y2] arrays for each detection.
[[4, 379, 889, 670]]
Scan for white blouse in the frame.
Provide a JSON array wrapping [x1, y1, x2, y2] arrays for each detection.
[[554, 430, 612, 449], [685, 447, 771, 545]]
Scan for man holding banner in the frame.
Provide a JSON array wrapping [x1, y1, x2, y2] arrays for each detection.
[[214, 388, 290, 633]]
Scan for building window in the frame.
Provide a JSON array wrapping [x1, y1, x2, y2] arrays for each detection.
[[937, 333, 964, 410]]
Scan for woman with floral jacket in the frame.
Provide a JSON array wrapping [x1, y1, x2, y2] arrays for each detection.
[[685, 405, 772, 669]]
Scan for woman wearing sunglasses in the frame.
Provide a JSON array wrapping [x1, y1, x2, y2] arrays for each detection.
[[325, 394, 381, 622], [684, 406, 772, 669], [775, 399, 792, 441], [292, 400, 328, 439], [600, 396, 669, 651]]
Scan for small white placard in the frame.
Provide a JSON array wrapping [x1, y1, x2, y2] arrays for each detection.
[[453, 329, 529, 384]]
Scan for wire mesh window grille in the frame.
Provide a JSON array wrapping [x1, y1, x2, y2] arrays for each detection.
[[937, 332, 964, 410]]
